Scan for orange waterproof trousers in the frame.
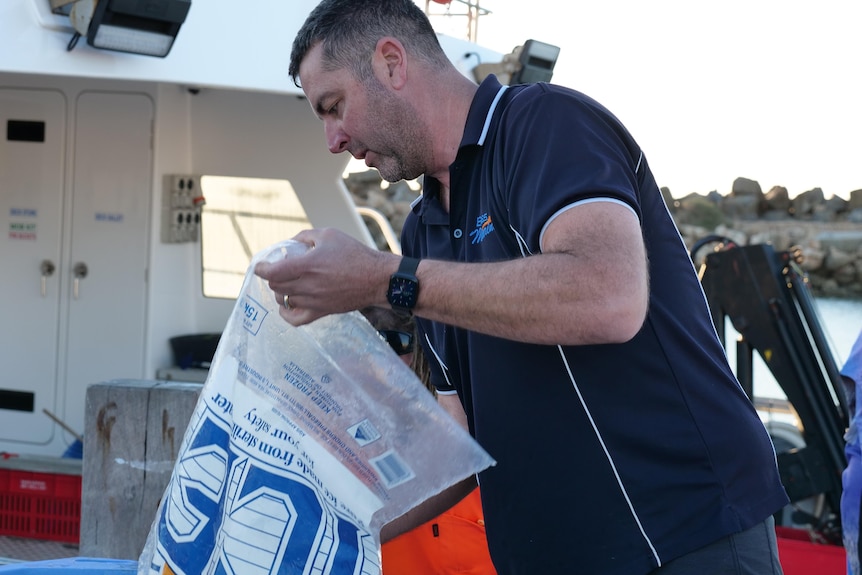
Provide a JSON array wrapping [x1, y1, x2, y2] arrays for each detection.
[[381, 486, 496, 574]]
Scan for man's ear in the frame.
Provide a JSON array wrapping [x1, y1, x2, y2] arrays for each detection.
[[373, 37, 408, 89]]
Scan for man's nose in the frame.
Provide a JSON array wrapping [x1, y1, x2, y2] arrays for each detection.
[[325, 121, 349, 154]]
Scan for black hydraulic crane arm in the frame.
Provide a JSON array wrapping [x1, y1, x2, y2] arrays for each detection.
[[697, 241, 849, 538]]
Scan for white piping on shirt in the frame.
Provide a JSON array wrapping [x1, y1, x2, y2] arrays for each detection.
[[478, 85, 509, 146], [510, 226, 532, 257], [424, 331, 454, 391], [538, 197, 638, 251], [556, 345, 662, 566]]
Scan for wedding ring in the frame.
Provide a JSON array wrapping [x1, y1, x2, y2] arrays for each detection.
[[283, 294, 291, 309]]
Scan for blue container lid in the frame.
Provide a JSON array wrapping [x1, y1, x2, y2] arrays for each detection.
[[0, 558, 137, 574]]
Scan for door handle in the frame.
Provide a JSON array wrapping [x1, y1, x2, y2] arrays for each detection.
[[40, 259, 56, 297], [72, 262, 88, 299]]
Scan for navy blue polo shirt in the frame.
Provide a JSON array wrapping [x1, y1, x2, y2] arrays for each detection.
[[400, 76, 788, 575]]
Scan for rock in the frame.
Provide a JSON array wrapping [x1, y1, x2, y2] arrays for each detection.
[[799, 247, 825, 273], [834, 262, 858, 286], [387, 180, 419, 204], [350, 169, 385, 186], [731, 177, 763, 197], [705, 190, 723, 204], [790, 187, 825, 217], [824, 246, 855, 272], [365, 187, 394, 216], [675, 193, 726, 228], [763, 186, 791, 213], [677, 223, 712, 246], [817, 230, 862, 253], [723, 194, 762, 220], [824, 194, 849, 214]]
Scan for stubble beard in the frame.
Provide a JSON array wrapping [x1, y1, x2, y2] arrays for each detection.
[[365, 84, 427, 183]]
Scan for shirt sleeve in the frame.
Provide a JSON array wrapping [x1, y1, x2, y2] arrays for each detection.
[[495, 85, 645, 251]]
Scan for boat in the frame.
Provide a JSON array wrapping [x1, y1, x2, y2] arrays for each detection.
[[0, 1, 851, 573], [0, 0, 502, 570], [0, 0, 502, 460]]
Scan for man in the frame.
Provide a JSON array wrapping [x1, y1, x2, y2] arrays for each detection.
[[254, 1, 789, 573]]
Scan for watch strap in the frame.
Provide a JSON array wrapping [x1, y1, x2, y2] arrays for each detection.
[[396, 256, 420, 278]]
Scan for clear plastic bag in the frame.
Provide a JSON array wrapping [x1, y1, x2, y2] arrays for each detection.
[[138, 240, 494, 575]]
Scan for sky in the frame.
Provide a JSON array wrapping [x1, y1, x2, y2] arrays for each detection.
[[418, 0, 861, 199]]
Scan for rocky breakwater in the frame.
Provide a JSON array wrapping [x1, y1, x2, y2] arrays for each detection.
[[345, 170, 862, 299], [669, 177, 862, 298]]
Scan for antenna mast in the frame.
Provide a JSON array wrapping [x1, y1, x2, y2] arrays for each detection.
[[423, 0, 490, 43]]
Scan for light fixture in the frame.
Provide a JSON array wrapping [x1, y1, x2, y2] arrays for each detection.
[[85, 0, 191, 57], [510, 39, 560, 85]]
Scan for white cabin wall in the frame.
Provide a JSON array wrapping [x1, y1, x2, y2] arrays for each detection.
[[145, 83, 217, 376], [186, 87, 363, 236], [142, 86, 371, 377]]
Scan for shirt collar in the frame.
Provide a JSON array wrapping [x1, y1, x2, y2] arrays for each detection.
[[460, 74, 509, 148], [416, 75, 508, 220]]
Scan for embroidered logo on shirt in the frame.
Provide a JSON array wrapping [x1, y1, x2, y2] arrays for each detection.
[[470, 213, 495, 244]]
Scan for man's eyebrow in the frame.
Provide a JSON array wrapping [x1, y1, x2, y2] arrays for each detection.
[[312, 91, 337, 116]]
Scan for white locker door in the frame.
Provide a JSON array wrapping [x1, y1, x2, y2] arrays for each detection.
[[61, 92, 152, 439], [0, 89, 65, 445]]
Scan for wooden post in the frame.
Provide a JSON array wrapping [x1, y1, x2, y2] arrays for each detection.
[[79, 379, 202, 560]]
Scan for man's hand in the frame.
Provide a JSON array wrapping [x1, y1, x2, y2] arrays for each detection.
[[254, 228, 398, 325]]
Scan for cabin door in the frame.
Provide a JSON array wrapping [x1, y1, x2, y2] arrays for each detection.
[[0, 89, 151, 453], [0, 89, 66, 446], [62, 91, 152, 443]]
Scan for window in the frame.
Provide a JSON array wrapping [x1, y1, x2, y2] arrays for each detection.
[[200, 176, 311, 299]]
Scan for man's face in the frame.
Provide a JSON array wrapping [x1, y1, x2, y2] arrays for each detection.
[[299, 43, 428, 183]]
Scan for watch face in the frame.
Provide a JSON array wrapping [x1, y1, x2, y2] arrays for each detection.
[[388, 276, 418, 309]]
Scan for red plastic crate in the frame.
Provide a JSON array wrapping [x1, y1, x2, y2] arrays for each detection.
[[0, 467, 82, 543]]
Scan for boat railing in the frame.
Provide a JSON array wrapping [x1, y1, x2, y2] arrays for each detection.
[[356, 206, 402, 255]]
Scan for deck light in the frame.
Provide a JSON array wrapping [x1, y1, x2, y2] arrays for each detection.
[[510, 39, 560, 84], [86, 0, 191, 57]]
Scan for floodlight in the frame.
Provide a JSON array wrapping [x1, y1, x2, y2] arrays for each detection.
[[86, 0, 191, 57], [511, 39, 560, 84]]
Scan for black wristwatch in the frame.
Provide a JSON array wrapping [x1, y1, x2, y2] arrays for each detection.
[[387, 257, 420, 312]]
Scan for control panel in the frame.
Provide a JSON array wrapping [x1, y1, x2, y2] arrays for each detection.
[[162, 174, 205, 243]]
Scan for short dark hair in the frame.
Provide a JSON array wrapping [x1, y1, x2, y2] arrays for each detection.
[[289, 0, 449, 87]]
